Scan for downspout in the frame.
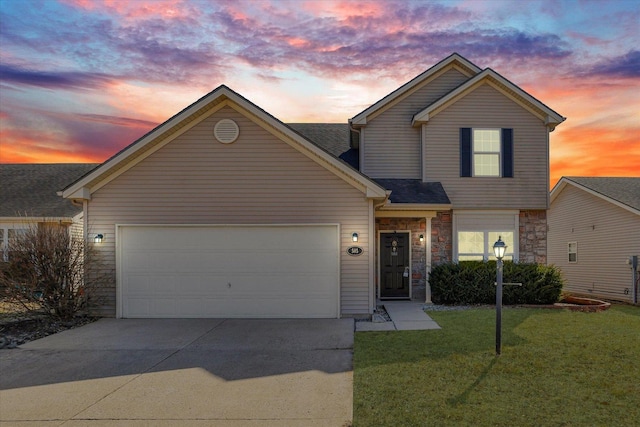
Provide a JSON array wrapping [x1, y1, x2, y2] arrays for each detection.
[[349, 119, 363, 173], [370, 192, 391, 312]]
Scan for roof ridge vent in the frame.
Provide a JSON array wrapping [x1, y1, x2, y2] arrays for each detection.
[[214, 119, 239, 144]]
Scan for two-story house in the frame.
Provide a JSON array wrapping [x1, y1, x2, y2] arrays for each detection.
[[60, 53, 564, 318]]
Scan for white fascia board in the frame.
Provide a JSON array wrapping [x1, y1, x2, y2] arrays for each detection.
[[412, 69, 566, 127], [553, 178, 640, 216], [61, 86, 234, 199], [375, 209, 440, 218], [377, 203, 452, 212], [65, 187, 91, 200], [0, 217, 74, 223], [549, 177, 569, 203], [351, 53, 481, 126], [228, 99, 388, 199]]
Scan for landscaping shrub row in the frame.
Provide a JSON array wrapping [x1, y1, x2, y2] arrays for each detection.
[[430, 261, 564, 305]]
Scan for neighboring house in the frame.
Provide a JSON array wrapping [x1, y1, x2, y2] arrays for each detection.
[[548, 177, 640, 302], [59, 53, 565, 318], [0, 163, 98, 260]]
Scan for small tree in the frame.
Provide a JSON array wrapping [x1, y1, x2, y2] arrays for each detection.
[[0, 223, 105, 319]]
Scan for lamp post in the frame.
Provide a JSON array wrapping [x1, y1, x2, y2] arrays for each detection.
[[493, 236, 507, 356]]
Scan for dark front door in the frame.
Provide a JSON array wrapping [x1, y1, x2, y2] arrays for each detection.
[[380, 232, 410, 299]]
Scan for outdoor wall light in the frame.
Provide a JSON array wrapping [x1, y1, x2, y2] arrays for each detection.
[[419, 234, 424, 242], [352, 232, 359, 242], [94, 234, 104, 243]]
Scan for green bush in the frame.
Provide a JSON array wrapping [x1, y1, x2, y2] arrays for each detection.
[[430, 261, 564, 305]]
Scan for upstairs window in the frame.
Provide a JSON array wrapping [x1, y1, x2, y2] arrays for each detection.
[[473, 129, 501, 176], [460, 128, 513, 178]]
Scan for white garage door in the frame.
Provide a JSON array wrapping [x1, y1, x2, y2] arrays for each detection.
[[118, 225, 340, 318]]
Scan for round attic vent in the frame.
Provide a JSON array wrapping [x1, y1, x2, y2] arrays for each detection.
[[214, 119, 239, 144]]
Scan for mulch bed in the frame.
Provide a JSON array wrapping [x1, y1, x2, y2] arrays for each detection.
[[0, 304, 98, 349]]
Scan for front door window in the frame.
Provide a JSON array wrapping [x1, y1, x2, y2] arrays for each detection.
[[380, 232, 410, 299]]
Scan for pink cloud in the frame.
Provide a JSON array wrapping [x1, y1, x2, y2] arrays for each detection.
[[61, 0, 198, 20]]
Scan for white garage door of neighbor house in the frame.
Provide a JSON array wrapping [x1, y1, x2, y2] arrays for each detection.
[[118, 225, 340, 318]]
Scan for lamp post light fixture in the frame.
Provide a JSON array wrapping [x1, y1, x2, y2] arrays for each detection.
[[493, 236, 507, 356]]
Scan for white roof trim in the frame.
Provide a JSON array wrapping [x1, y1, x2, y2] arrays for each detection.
[[0, 217, 74, 223], [377, 202, 452, 211], [550, 177, 640, 216], [412, 69, 565, 128], [350, 53, 481, 126], [61, 85, 387, 200]]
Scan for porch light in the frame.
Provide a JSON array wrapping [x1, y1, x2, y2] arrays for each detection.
[[94, 234, 104, 243], [352, 232, 359, 242], [493, 236, 507, 260], [419, 234, 424, 243]]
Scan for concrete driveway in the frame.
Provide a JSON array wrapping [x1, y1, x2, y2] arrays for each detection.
[[0, 318, 354, 426]]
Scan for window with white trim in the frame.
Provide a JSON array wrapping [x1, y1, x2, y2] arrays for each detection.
[[458, 231, 515, 261], [460, 128, 514, 178], [0, 226, 28, 261], [473, 129, 501, 177], [568, 242, 577, 263]]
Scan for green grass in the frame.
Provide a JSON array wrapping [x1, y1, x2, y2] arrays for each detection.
[[353, 305, 640, 427]]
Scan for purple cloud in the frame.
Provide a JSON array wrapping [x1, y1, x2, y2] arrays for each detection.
[[588, 50, 640, 78], [0, 64, 114, 90]]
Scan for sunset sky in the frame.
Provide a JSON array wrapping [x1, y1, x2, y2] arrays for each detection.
[[0, 0, 638, 187]]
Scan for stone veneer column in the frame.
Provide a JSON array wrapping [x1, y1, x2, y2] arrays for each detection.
[[519, 210, 547, 264], [430, 211, 453, 265]]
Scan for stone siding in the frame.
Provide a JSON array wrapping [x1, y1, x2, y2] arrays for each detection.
[[431, 211, 453, 265], [519, 210, 547, 263]]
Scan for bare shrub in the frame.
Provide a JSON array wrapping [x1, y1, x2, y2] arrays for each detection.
[[0, 223, 107, 319]]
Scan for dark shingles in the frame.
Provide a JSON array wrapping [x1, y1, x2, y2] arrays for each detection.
[[286, 123, 359, 169], [373, 179, 451, 205], [0, 164, 98, 217], [565, 177, 640, 212]]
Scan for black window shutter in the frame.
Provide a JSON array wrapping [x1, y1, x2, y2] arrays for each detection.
[[460, 128, 472, 177], [502, 128, 513, 178]]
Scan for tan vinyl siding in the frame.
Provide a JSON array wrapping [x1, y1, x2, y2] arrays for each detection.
[[362, 68, 469, 179], [424, 84, 549, 209], [88, 106, 372, 316], [548, 185, 640, 302]]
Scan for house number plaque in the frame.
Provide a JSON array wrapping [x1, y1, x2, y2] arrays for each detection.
[[347, 246, 363, 256]]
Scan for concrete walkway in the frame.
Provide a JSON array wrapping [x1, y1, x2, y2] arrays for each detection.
[[355, 301, 441, 331]]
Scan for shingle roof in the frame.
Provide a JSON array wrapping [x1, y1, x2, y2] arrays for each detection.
[[565, 177, 640, 212], [0, 164, 98, 217], [373, 179, 451, 205], [286, 123, 360, 169], [286, 125, 452, 205]]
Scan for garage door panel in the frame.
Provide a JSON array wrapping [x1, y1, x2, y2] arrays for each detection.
[[119, 225, 339, 318]]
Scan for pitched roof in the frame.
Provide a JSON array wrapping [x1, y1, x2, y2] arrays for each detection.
[[61, 85, 386, 200], [551, 177, 640, 215], [0, 163, 98, 218], [412, 68, 565, 130], [373, 179, 451, 206], [287, 123, 348, 157], [350, 53, 481, 126], [287, 123, 358, 169]]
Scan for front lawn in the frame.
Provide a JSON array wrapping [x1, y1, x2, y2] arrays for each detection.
[[354, 305, 640, 426]]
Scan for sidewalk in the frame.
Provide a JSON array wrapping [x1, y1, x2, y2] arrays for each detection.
[[356, 301, 441, 331]]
